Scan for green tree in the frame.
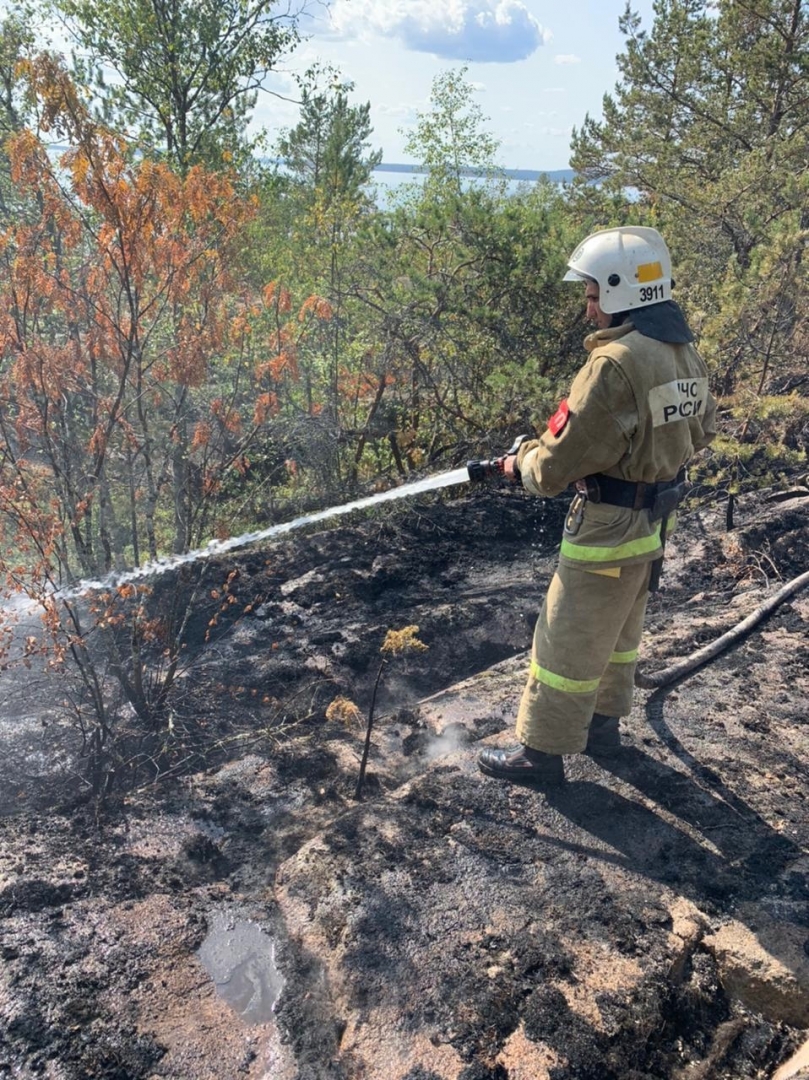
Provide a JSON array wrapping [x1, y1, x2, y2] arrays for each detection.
[[0, 11, 33, 136], [346, 181, 581, 469], [569, 0, 809, 406], [50, 0, 301, 171], [334, 68, 579, 470], [241, 68, 386, 495], [404, 65, 501, 195], [276, 64, 382, 208]]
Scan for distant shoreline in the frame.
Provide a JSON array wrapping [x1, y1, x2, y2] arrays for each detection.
[[373, 163, 575, 183], [48, 146, 575, 184]]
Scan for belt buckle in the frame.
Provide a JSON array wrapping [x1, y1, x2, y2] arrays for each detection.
[[577, 477, 601, 503]]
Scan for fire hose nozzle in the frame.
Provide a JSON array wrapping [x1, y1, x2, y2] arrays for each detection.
[[466, 457, 504, 483], [466, 434, 530, 484]]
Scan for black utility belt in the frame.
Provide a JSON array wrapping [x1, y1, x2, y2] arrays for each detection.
[[576, 467, 688, 513]]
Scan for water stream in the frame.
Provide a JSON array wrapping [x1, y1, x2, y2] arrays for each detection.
[[64, 466, 472, 597]]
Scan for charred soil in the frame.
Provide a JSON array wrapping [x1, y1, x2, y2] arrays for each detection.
[[1, 482, 808, 1079]]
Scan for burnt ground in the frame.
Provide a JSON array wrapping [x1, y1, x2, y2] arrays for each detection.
[[0, 480, 808, 1080]]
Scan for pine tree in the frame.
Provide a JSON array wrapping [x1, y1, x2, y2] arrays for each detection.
[[276, 65, 382, 208], [569, 0, 809, 400]]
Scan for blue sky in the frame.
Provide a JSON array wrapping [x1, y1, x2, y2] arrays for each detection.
[[257, 0, 658, 171]]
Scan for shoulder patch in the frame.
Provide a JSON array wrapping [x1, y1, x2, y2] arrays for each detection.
[[548, 399, 569, 437]]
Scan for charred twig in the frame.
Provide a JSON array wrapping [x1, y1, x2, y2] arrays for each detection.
[[353, 626, 428, 800], [636, 567, 809, 689], [355, 659, 386, 801]]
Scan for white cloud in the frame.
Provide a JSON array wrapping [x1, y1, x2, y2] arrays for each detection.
[[322, 0, 551, 63], [376, 103, 418, 119], [554, 53, 581, 65]]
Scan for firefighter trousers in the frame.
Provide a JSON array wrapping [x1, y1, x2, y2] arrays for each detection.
[[516, 559, 652, 755]]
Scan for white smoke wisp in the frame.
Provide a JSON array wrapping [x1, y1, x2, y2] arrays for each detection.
[[423, 725, 469, 763]]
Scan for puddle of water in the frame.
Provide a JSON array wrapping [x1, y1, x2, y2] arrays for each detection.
[[197, 912, 285, 1026]]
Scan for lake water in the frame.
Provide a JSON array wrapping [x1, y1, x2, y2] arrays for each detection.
[[369, 167, 568, 207]]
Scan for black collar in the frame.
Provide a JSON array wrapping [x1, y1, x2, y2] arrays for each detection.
[[613, 301, 694, 343]]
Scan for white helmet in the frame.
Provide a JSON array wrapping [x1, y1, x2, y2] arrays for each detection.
[[563, 226, 672, 314]]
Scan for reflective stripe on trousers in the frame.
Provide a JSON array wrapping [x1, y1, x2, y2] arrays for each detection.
[[559, 522, 662, 564], [516, 560, 652, 755]]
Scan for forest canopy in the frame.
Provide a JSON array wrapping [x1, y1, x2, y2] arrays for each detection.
[[0, 0, 804, 586]]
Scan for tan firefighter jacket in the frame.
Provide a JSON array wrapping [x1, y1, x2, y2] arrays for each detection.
[[516, 322, 717, 570]]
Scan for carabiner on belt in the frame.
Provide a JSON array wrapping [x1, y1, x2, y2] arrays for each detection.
[[564, 491, 587, 536]]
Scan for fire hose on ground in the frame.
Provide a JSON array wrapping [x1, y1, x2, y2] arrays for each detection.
[[634, 567, 809, 689]]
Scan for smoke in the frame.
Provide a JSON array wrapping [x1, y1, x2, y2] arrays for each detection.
[[423, 724, 469, 763]]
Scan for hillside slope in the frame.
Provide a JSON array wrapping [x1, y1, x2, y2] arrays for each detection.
[[0, 483, 807, 1079]]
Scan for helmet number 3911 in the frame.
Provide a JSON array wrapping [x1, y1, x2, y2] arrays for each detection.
[[639, 284, 667, 303]]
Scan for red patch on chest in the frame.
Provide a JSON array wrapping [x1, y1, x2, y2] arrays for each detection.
[[548, 399, 569, 436]]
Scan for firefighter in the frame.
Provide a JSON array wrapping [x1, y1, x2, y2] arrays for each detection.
[[478, 226, 717, 784]]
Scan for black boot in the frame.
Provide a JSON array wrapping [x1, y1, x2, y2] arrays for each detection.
[[585, 713, 621, 757], [478, 743, 564, 784]]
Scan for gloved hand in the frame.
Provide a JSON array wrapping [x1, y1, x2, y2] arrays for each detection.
[[502, 453, 521, 481]]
